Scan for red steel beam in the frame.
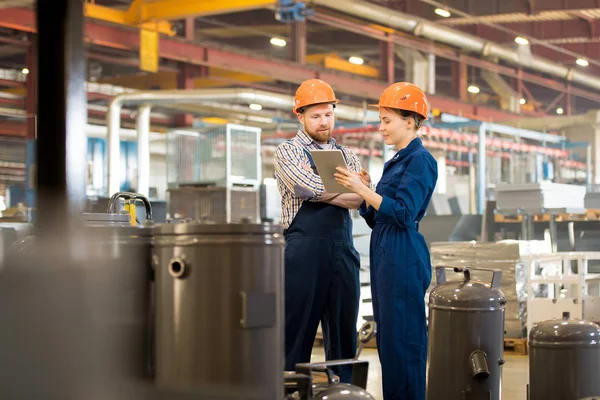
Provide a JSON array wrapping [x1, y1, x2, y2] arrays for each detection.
[[0, 121, 26, 137], [0, 79, 25, 88], [0, 97, 23, 107], [0, 7, 556, 121]]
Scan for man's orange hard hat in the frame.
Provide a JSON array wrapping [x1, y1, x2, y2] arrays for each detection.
[[293, 79, 339, 114], [371, 82, 428, 120]]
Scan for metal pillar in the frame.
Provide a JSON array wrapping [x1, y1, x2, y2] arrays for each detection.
[[477, 123, 487, 215], [35, 0, 87, 235], [25, 37, 37, 209], [290, 20, 306, 64], [136, 105, 151, 197], [379, 38, 394, 84], [586, 144, 592, 191], [175, 63, 195, 127]]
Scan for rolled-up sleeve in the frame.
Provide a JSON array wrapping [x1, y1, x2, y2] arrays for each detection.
[[375, 154, 437, 229], [274, 142, 325, 200]]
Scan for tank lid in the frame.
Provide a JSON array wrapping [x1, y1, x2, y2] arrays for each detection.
[[82, 212, 130, 224], [429, 281, 506, 311], [529, 312, 600, 347], [154, 220, 284, 235]]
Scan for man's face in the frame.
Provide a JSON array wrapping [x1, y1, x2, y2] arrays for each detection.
[[298, 103, 335, 144]]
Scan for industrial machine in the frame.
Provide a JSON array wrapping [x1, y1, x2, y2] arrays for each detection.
[[284, 321, 377, 400], [426, 266, 506, 400], [528, 312, 600, 400], [166, 124, 262, 223]]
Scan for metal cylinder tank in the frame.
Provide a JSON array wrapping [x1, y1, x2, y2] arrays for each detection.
[[529, 312, 600, 400], [426, 267, 506, 400], [78, 212, 155, 382], [1, 210, 155, 389], [153, 221, 284, 399]]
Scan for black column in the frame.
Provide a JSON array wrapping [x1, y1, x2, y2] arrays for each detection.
[[35, 0, 87, 236]]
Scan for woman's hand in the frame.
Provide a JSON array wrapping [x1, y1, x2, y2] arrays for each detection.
[[334, 167, 368, 194], [359, 168, 371, 187]]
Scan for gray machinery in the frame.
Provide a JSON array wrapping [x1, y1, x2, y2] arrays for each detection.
[[426, 267, 506, 400], [152, 221, 284, 399], [166, 124, 262, 223], [528, 312, 600, 400], [285, 321, 377, 400]]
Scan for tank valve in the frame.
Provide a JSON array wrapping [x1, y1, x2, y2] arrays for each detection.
[[469, 350, 490, 380], [168, 257, 186, 279]]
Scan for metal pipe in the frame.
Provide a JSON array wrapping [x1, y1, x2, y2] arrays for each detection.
[[469, 350, 490, 380], [587, 144, 593, 190], [107, 88, 380, 195], [477, 123, 487, 215], [314, 0, 600, 92], [136, 105, 151, 197]]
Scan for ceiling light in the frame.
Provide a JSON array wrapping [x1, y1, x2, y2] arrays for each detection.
[[515, 36, 529, 46], [434, 8, 451, 18], [519, 98, 526, 105], [270, 37, 286, 47], [249, 103, 263, 111], [576, 58, 589, 67], [467, 85, 480, 94], [348, 56, 364, 65], [556, 108, 564, 114], [21, 68, 29, 75]]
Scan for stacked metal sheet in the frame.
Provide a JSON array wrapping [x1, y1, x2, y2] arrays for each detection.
[[429, 240, 552, 338], [584, 192, 600, 209], [495, 182, 586, 210]]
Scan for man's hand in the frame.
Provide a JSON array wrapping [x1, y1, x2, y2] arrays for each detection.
[[359, 168, 371, 187]]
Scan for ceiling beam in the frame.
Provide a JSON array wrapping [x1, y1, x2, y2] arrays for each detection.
[[0, 7, 567, 121]]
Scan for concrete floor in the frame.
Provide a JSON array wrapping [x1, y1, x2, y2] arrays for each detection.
[[311, 347, 529, 399]]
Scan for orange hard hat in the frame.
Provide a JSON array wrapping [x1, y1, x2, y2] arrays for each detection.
[[371, 82, 428, 119], [293, 79, 339, 114]]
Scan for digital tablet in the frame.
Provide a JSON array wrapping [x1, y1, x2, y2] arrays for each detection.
[[309, 149, 353, 194]]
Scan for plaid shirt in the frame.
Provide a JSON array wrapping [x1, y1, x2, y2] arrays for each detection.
[[274, 130, 361, 229]]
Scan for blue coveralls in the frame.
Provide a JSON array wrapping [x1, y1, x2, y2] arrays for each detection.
[[359, 137, 438, 400], [284, 148, 361, 383]]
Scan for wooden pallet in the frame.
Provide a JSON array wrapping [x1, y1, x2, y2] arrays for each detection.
[[504, 338, 528, 355]]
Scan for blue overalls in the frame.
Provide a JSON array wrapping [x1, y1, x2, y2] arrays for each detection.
[[359, 137, 438, 400], [284, 148, 361, 383]]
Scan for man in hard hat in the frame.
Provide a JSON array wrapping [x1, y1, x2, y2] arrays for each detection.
[[274, 79, 364, 382]]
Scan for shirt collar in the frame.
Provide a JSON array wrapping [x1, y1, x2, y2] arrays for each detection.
[[391, 137, 422, 162], [296, 129, 337, 148]]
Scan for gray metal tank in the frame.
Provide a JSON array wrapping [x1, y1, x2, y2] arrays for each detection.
[[426, 267, 506, 400], [153, 221, 284, 399], [528, 312, 600, 400], [72, 209, 155, 384]]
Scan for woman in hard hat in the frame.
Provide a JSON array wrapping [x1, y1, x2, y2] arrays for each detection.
[[334, 82, 437, 400], [274, 79, 364, 383]]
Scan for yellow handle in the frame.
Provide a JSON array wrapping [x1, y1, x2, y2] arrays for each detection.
[[124, 201, 137, 226]]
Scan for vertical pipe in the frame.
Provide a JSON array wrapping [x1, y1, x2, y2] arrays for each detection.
[[427, 53, 436, 94], [586, 144, 592, 191], [136, 104, 152, 197], [107, 98, 122, 196], [477, 123, 487, 215], [36, 0, 87, 236]]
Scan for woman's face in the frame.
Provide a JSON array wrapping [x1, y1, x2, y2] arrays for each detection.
[[378, 107, 416, 149]]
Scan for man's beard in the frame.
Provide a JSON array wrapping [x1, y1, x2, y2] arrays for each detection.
[[305, 125, 332, 143]]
